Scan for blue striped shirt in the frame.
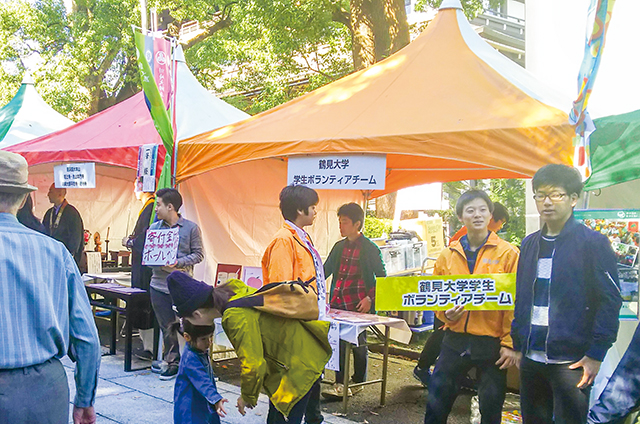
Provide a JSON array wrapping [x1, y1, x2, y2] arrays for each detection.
[[0, 213, 101, 407]]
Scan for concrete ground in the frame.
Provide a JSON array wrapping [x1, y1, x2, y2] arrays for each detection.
[[63, 353, 357, 424]]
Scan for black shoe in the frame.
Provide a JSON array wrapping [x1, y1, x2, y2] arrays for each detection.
[[151, 360, 166, 374], [159, 364, 179, 380], [134, 349, 153, 361]]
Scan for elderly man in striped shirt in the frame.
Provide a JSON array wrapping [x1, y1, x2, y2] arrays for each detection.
[[0, 151, 101, 424]]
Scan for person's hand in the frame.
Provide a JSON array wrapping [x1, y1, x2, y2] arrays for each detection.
[[215, 398, 228, 417], [569, 356, 602, 388], [443, 305, 465, 322], [72, 406, 96, 424], [236, 396, 253, 416], [161, 261, 178, 273], [495, 347, 521, 370], [121, 236, 129, 246], [356, 296, 372, 313]]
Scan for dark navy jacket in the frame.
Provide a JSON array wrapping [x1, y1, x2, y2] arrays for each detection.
[[174, 343, 223, 424], [512, 217, 622, 362]]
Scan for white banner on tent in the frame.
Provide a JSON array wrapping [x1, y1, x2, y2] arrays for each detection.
[[137, 144, 158, 192], [287, 154, 386, 190], [54, 163, 96, 188]]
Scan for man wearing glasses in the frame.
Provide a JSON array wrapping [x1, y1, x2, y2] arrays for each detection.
[[512, 164, 622, 424]]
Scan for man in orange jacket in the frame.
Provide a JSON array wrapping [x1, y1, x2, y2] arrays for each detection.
[[424, 190, 520, 424], [261, 185, 327, 424]]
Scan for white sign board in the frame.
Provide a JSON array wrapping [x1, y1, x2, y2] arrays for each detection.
[[137, 144, 158, 193], [142, 228, 180, 266], [54, 163, 96, 188], [287, 155, 386, 190]]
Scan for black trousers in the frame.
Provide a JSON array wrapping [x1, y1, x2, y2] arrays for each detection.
[[520, 357, 591, 424], [336, 331, 368, 384], [424, 344, 506, 424], [0, 358, 69, 424], [417, 317, 445, 370]]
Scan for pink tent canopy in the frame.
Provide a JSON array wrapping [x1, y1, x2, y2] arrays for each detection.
[[6, 92, 165, 171]]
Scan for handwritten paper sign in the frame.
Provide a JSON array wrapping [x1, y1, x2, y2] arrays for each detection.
[[287, 154, 386, 190], [376, 273, 516, 311], [326, 322, 340, 371], [142, 228, 179, 266], [54, 163, 96, 188]]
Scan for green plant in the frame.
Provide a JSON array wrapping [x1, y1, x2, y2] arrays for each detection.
[[363, 216, 392, 239]]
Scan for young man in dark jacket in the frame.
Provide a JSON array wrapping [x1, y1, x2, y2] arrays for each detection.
[[512, 164, 623, 424], [322, 203, 386, 398]]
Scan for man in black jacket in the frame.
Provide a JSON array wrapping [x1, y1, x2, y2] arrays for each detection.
[[43, 183, 84, 265], [322, 202, 386, 398], [513, 164, 622, 424]]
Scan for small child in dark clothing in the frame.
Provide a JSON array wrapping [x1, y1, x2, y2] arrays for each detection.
[[174, 320, 228, 424]]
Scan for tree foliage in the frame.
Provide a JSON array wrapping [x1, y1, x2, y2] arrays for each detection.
[[0, 0, 141, 120], [415, 0, 504, 20]]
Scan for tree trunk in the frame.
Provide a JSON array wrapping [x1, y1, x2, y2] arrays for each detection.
[[375, 192, 397, 219], [371, 0, 410, 61], [349, 0, 376, 71]]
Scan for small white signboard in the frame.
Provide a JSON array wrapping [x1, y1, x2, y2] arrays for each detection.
[[142, 228, 180, 266], [54, 163, 96, 188], [287, 155, 386, 190], [137, 144, 158, 193]]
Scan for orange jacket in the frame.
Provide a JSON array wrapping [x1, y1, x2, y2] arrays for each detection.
[[261, 222, 317, 291], [435, 232, 519, 348]]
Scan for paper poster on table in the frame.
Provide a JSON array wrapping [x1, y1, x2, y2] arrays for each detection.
[[142, 228, 179, 265], [287, 154, 386, 190], [375, 273, 516, 311], [137, 144, 158, 193], [326, 321, 340, 371], [54, 163, 96, 188], [575, 209, 640, 319]]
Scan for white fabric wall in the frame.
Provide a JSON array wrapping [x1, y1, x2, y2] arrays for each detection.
[[28, 164, 140, 251], [180, 158, 364, 283]]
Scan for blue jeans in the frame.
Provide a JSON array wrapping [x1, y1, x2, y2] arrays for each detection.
[[267, 378, 323, 424], [424, 344, 506, 424], [520, 356, 591, 424]]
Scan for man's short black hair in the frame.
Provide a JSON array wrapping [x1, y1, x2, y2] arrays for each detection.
[[492, 202, 509, 224], [455, 190, 494, 218], [337, 203, 365, 231], [532, 164, 583, 197], [279, 185, 319, 222], [156, 188, 183, 211]]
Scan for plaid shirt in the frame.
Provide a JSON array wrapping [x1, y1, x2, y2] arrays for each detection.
[[330, 237, 374, 311]]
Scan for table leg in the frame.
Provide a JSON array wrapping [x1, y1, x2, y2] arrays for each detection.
[[380, 326, 390, 406], [110, 300, 117, 355], [342, 341, 351, 414], [124, 305, 132, 372]]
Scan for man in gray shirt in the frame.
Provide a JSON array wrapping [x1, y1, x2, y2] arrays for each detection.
[[148, 188, 204, 380]]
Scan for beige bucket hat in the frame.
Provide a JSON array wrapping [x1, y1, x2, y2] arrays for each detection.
[[0, 151, 37, 193]]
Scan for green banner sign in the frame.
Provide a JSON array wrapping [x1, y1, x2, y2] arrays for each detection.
[[375, 273, 516, 311]]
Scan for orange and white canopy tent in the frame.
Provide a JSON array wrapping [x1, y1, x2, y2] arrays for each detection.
[[176, 0, 574, 280], [177, 0, 573, 197]]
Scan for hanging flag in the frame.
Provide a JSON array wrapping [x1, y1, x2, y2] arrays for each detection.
[[133, 29, 174, 191], [569, 0, 616, 178]]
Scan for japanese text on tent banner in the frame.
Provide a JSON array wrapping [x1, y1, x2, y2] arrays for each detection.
[[375, 273, 516, 311], [141, 33, 172, 108], [137, 144, 158, 192], [142, 228, 180, 266], [287, 155, 386, 190], [54, 163, 96, 189]]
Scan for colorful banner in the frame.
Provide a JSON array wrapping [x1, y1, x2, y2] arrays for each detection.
[[375, 273, 516, 311], [133, 30, 174, 192], [569, 0, 616, 177]]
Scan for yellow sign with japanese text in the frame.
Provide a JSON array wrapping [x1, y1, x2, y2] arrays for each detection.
[[375, 273, 516, 311]]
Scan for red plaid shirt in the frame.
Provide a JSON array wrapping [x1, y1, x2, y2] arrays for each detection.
[[330, 237, 374, 311]]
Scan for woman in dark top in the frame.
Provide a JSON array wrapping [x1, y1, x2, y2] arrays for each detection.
[[17, 193, 46, 234]]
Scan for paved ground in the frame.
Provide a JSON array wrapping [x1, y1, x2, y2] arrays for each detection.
[[63, 354, 357, 424]]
